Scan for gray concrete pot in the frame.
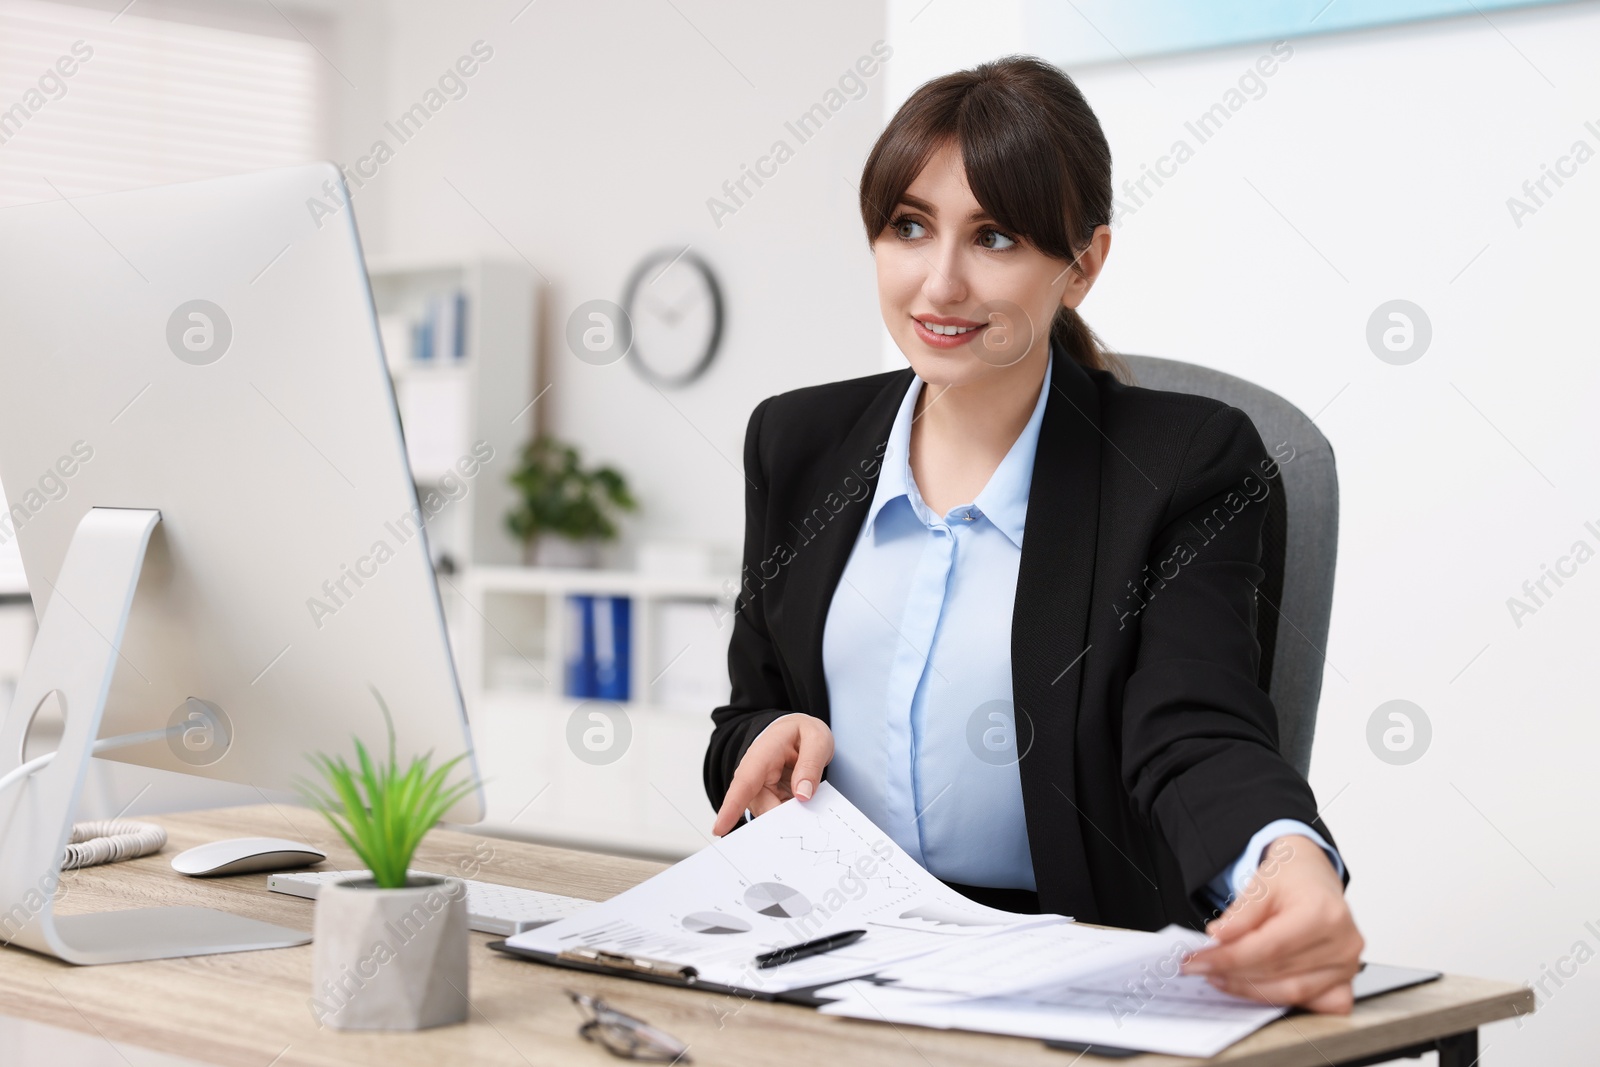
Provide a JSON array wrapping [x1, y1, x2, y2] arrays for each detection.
[[525, 533, 601, 568], [309, 874, 469, 1030]]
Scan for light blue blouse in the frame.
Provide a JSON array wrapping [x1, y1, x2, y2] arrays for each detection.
[[819, 350, 1343, 906]]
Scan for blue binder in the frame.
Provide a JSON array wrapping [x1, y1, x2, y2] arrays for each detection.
[[593, 595, 631, 701], [564, 594, 596, 698], [565, 594, 631, 700]]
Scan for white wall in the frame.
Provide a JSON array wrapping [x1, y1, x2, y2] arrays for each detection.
[[363, 0, 892, 565], [889, 1, 1600, 1062]]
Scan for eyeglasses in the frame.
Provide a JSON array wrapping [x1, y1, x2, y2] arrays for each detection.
[[566, 989, 692, 1063]]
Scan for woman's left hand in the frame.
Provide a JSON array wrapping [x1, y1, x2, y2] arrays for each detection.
[[1178, 834, 1364, 1013]]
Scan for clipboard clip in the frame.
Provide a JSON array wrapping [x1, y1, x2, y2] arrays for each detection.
[[558, 947, 701, 984]]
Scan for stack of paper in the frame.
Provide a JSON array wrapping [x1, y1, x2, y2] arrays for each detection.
[[815, 921, 1288, 1057], [506, 783, 1288, 1055]]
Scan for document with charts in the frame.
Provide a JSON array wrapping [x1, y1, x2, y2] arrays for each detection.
[[506, 782, 1291, 1055], [504, 782, 1069, 994]]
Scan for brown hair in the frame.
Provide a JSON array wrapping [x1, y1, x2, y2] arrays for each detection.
[[859, 54, 1132, 383]]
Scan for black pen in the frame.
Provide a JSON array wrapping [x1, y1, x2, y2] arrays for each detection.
[[753, 929, 866, 969]]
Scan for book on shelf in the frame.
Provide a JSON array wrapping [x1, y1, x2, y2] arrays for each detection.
[[564, 594, 631, 702], [382, 289, 470, 366]]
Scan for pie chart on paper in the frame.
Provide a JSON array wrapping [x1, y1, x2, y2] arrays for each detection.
[[743, 881, 812, 919], [682, 911, 752, 935]]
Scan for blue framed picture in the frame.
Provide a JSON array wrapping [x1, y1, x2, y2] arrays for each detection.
[[1028, 0, 1577, 66]]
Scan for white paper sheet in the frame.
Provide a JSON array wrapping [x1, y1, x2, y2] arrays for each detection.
[[868, 917, 1201, 998], [816, 925, 1289, 1058], [504, 782, 1069, 994]]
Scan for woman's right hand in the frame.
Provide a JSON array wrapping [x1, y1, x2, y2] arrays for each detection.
[[711, 713, 834, 836]]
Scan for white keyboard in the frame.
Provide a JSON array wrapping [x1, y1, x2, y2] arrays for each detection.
[[267, 869, 594, 936]]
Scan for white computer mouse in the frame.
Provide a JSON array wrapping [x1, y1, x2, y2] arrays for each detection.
[[171, 836, 327, 877]]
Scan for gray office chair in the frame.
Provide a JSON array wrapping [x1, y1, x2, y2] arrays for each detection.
[[1122, 355, 1338, 780]]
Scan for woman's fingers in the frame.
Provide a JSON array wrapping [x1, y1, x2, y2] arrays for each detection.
[[748, 792, 786, 818], [712, 720, 802, 834], [1185, 834, 1360, 989], [1191, 912, 1342, 981], [712, 784, 756, 837], [711, 715, 836, 834], [713, 781, 790, 835], [713, 753, 781, 835], [1301, 977, 1357, 1015], [789, 720, 835, 801]]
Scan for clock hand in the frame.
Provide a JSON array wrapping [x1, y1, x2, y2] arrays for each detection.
[[640, 295, 682, 326], [665, 286, 701, 320]]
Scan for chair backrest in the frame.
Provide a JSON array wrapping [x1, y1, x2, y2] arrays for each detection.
[[1121, 356, 1339, 780]]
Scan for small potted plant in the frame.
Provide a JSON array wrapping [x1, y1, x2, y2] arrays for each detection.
[[298, 688, 480, 1031], [506, 433, 637, 567]]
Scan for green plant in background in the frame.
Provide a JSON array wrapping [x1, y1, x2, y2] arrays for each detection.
[[297, 688, 479, 889], [505, 433, 637, 545]]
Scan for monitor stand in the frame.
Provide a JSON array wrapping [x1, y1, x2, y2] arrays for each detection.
[[0, 507, 311, 963]]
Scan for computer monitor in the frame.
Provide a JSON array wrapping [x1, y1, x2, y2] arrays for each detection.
[[0, 163, 485, 963]]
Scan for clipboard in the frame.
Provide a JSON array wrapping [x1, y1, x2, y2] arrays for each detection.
[[486, 939, 857, 1008]]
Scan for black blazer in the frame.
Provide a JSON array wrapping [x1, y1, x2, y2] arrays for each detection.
[[703, 344, 1348, 932]]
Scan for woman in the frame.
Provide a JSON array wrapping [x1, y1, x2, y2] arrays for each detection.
[[702, 55, 1363, 1012]]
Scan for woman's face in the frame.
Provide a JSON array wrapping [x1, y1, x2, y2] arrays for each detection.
[[872, 141, 1108, 388]]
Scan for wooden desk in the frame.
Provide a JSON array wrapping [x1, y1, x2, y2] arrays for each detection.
[[0, 805, 1531, 1066]]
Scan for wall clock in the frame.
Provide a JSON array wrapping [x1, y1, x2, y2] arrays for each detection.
[[620, 247, 724, 388]]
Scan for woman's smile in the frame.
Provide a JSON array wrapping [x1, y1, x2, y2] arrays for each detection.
[[912, 313, 987, 349]]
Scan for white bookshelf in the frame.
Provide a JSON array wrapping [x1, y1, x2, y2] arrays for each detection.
[[0, 523, 24, 598], [365, 255, 539, 576], [454, 565, 737, 856]]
